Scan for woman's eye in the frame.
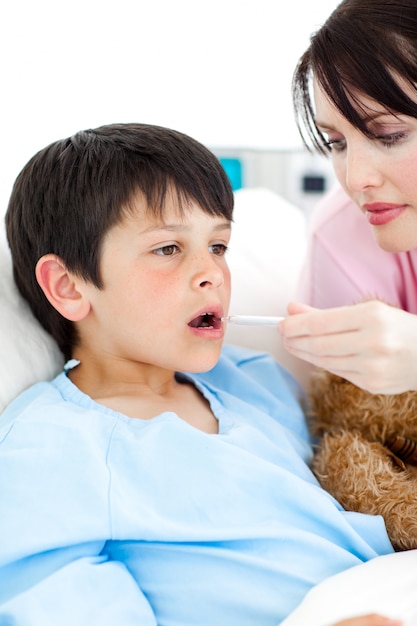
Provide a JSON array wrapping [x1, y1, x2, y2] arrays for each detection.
[[325, 137, 346, 152], [210, 243, 228, 256], [376, 132, 407, 147], [154, 244, 179, 256]]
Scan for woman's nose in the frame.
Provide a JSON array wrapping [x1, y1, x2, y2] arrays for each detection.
[[344, 144, 384, 193]]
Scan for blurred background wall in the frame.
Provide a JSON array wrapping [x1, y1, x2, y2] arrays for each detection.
[[0, 0, 340, 216]]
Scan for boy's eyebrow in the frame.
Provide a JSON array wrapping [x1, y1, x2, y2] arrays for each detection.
[[141, 221, 232, 234]]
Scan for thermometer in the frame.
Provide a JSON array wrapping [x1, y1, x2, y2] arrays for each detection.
[[221, 315, 284, 327]]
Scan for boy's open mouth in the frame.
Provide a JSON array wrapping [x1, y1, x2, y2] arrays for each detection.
[[188, 313, 222, 329]]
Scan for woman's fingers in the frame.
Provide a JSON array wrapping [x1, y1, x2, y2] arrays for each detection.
[[280, 300, 417, 393]]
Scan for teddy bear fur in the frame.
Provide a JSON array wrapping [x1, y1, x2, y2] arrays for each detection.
[[308, 368, 417, 551]]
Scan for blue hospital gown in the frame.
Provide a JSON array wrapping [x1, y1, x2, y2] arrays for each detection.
[[0, 345, 393, 625]]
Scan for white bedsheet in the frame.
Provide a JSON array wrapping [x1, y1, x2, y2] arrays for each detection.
[[281, 550, 417, 626]]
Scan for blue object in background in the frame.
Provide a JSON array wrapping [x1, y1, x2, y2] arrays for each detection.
[[219, 157, 243, 191]]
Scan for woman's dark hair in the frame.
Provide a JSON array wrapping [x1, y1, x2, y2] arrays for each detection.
[[5, 123, 234, 360], [292, 0, 417, 153]]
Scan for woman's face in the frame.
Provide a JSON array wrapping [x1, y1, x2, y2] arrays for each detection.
[[313, 79, 417, 253]]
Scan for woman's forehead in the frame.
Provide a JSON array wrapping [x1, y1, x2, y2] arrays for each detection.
[[312, 74, 417, 128]]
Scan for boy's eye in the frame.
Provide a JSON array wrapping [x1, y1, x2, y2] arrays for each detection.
[[154, 244, 179, 256], [210, 243, 228, 256]]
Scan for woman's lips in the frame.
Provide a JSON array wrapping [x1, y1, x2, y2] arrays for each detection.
[[363, 203, 407, 226]]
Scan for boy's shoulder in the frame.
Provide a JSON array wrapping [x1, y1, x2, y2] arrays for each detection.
[[0, 369, 91, 425], [0, 378, 59, 423], [0, 371, 118, 461], [0, 377, 67, 465]]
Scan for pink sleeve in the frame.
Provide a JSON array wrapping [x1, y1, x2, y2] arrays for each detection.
[[296, 185, 410, 309]]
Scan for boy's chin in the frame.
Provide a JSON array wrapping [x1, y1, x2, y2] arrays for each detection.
[[183, 346, 223, 373]]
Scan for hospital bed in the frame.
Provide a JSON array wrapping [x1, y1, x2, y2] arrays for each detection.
[[1, 187, 417, 625]]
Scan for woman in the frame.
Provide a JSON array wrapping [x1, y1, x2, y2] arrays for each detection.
[[281, 0, 417, 396]]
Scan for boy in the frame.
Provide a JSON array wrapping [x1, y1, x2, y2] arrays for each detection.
[[0, 123, 393, 625]]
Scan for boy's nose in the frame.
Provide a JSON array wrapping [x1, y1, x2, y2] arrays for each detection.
[[193, 255, 225, 289]]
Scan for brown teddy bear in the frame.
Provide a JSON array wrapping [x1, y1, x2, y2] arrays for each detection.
[[308, 367, 417, 551]]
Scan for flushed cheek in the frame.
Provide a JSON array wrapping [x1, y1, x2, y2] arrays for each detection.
[[128, 276, 183, 325], [144, 274, 183, 307], [399, 163, 417, 191]]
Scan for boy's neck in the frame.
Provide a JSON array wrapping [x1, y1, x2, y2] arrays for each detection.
[[68, 352, 177, 400], [67, 352, 218, 434]]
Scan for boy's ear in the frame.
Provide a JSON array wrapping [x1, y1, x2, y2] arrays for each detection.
[[35, 254, 91, 322]]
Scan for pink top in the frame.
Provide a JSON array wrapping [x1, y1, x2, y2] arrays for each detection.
[[297, 185, 417, 312]]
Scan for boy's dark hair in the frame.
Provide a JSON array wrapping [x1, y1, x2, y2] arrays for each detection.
[[292, 0, 417, 153], [5, 123, 234, 360]]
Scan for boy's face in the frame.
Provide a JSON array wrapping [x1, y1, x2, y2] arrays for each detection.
[[77, 192, 232, 374]]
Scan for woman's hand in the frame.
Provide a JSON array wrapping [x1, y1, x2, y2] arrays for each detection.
[[332, 615, 402, 626], [279, 300, 417, 394]]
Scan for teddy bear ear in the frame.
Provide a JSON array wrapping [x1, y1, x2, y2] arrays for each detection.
[[386, 435, 417, 466]]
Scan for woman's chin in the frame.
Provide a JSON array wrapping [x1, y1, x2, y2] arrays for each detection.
[[372, 224, 417, 253]]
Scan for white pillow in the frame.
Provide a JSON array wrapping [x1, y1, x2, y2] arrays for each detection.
[[0, 234, 63, 413], [225, 187, 307, 367]]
